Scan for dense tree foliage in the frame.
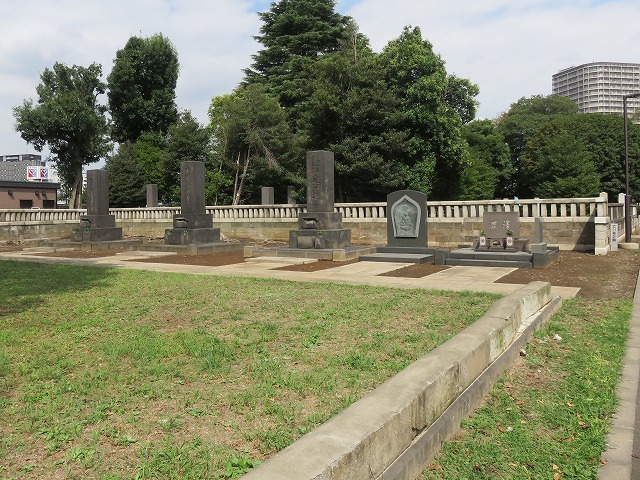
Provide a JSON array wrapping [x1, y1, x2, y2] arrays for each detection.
[[245, 0, 352, 118], [300, 46, 409, 201], [496, 95, 578, 196], [233, 2, 480, 202], [459, 120, 512, 200], [13, 62, 111, 208], [521, 114, 640, 199], [161, 111, 214, 204], [105, 142, 147, 207], [107, 34, 179, 144], [380, 26, 477, 199], [209, 84, 303, 204]]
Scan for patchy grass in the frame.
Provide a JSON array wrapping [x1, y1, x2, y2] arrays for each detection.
[[420, 297, 631, 480], [0, 260, 497, 479]]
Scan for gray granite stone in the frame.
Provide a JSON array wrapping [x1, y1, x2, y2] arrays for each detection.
[[386, 190, 428, 248]]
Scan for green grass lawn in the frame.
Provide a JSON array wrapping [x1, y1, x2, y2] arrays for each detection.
[[420, 297, 631, 480], [0, 260, 498, 480]]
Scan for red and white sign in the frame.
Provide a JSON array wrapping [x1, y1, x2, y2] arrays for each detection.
[[27, 166, 38, 180], [39, 167, 49, 179]]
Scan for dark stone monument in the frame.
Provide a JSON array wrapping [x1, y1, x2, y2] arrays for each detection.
[[261, 187, 275, 205], [146, 184, 158, 207], [358, 189, 438, 264], [289, 150, 350, 249], [386, 190, 428, 248], [165, 161, 220, 245], [71, 169, 122, 242]]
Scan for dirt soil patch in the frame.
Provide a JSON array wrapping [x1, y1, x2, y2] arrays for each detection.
[[2, 241, 638, 299]]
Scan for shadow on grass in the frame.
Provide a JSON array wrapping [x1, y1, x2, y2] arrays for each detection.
[[0, 259, 119, 317]]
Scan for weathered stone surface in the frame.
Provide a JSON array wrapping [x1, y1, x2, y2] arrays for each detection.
[[165, 161, 220, 245], [261, 187, 275, 205], [306, 151, 335, 213], [86, 169, 110, 216], [146, 184, 158, 208], [290, 150, 350, 249]]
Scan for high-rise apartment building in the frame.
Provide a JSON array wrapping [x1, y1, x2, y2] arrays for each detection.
[[552, 62, 640, 115]]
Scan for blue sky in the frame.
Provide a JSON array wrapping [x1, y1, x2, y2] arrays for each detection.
[[0, 0, 638, 159]]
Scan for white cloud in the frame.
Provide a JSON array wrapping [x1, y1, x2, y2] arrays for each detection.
[[1, 0, 638, 158]]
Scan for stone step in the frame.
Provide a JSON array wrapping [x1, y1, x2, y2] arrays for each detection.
[[448, 250, 532, 262], [359, 253, 434, 264], [375, 246, 435, 255], [446, 258, 532, 269]]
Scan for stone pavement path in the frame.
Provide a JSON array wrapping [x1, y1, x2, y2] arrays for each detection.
[[0, 249, 580, 299]]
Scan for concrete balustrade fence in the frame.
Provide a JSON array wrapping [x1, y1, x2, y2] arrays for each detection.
[[1, 193, 637, 254]]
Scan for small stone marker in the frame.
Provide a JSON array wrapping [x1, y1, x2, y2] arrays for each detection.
[[261, 187, 275, 205], [611, 222, 619, 251], [386, 190, 428, 248], [287, 186, 296, 205]]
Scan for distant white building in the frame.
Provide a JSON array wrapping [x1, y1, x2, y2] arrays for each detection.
[[552, 62, 640, 115]]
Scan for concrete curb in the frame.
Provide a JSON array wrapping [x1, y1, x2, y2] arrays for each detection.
[[241, 282, 557, 480], [599, 271, 640, 479], [381, 295, 562, 479]]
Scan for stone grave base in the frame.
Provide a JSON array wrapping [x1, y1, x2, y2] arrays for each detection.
[[474, 237, 530, 252], [51, 238, 142, 252], [164, 227, 220, 245], [247, 245, 375, 262], [136, 240, 244, 256], [359, 247, 446, 265], [446, 246, 560, 269], [71, 226, 123, 243], [289, 229, 351, 250]]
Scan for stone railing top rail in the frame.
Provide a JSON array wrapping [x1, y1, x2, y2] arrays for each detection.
[[0, 196, 618, 223]]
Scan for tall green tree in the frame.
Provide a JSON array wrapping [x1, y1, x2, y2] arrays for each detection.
[[380, 26, 477, 199], [245, 0, 352, 127], [300, 46, 409, 201], [496, 94, 578, 196], [13, 62, 111, 208], [105, 142, 146, 207], [107, 33, 179, 143], [209, 84, 302, 204], [460, 120, 512, 200], [161, 110, 213, 204]]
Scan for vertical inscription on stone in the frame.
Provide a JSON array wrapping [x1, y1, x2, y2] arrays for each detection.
[[181, 161, 206, 215], [306, 151, 334, 213], [87, 169, 110, 216]]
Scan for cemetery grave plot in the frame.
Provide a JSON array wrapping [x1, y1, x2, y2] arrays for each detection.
[[1, 242, 638, 298]]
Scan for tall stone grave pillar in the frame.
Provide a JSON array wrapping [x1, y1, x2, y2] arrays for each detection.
[[146, 184, 158, 207], [165, 161, 220, 245], [71, 169, 122, 242], [289, 151, 350, 249]]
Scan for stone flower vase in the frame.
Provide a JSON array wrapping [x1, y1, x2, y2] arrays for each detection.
[[506, 230, 514, 247]]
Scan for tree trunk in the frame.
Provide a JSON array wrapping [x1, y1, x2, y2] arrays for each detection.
[[234, 151, 251, 206], [69, 162, 83, 209]]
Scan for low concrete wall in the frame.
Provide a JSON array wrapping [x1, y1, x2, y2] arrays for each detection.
[[0, 216, 601, 251], [241, 282, 557, 480]]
